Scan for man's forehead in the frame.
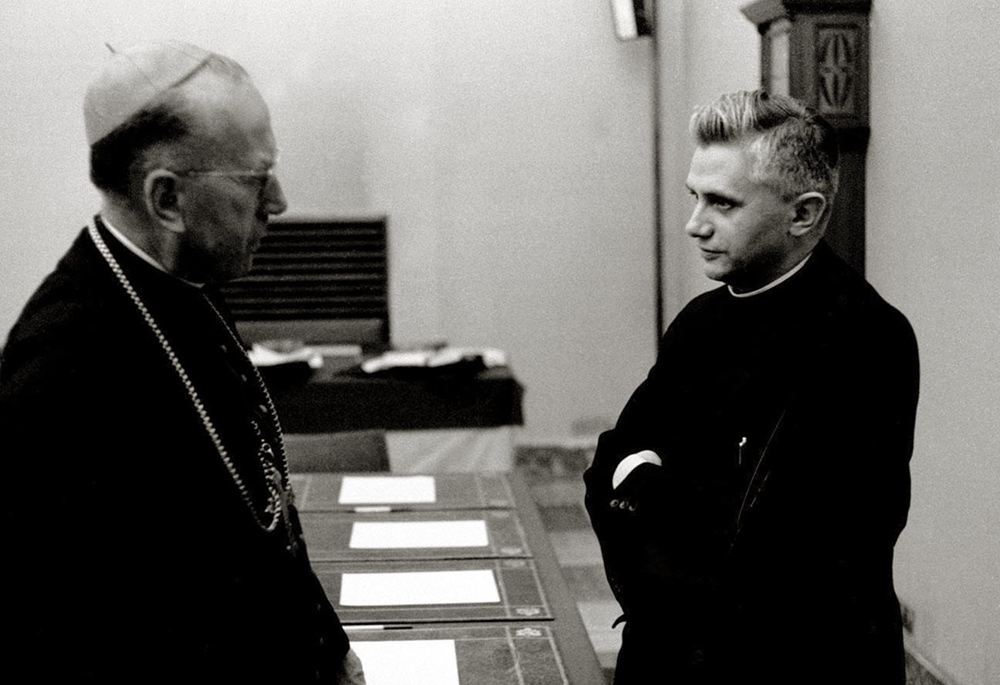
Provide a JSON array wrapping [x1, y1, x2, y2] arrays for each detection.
[[687, 144, 753, 188], [183, 77, 276, 156], [690, 142, 753, 168]]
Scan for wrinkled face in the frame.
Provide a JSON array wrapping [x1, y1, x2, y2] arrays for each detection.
[[684, 142, 796, 293], [174, 77, 287, 284]]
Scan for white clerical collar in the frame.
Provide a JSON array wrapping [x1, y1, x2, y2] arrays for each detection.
[[728, 253, 812, 299], [98, 216, 203, 288]]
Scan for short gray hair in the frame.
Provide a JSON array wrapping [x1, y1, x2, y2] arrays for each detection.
[[690, 90, 839, 202]]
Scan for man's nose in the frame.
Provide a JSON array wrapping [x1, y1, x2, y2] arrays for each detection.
[[685, 205, 712, 238], [264, 175, 288, 216]]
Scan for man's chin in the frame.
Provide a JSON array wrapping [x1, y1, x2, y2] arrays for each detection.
[[212, 259, 253, 285], [701, 265, 730, 284]]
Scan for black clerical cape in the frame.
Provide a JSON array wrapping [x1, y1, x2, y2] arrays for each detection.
[[0, 220, 350, 681]]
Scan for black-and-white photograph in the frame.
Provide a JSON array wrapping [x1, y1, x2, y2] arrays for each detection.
[[1, 2, 996, 683]]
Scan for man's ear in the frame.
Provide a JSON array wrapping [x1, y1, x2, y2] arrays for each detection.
[[789, 191, 828, 238], [143, 170, 185, 234]]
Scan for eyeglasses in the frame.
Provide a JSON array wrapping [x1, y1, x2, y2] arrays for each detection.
[[174, 153, 280, 194]]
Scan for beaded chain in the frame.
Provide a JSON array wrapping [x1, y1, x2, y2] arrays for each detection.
[[87, 222, 295, 545]]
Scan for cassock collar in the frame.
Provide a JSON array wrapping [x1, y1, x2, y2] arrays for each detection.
[[97, 215, 204, 288], [728, 252, 812, 299]]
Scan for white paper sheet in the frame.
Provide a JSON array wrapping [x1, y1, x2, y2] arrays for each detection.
[[351, 639, 460, 685], [349, 520, 489, 549], [340, 569, 500, 606], [338, 475, 436, 505]]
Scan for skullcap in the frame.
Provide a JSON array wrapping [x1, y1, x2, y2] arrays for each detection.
[[83, 41, 212, 145]]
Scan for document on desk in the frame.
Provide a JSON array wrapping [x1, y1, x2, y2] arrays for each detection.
[[340, 569, 500, 606], [349, 520, 489, 549], [339, 475, 436, 505], [350, 639, 459, 685]]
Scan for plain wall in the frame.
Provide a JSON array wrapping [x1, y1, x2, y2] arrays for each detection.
[[657, 2, 1000, 684], [0, 0, 658, 443], [867, 2, 1000, 684]]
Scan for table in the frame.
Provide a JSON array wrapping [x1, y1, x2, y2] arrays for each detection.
[[268, 362, 525, 472], [267, 364, 523, 433], [296, 470, 605, 684]]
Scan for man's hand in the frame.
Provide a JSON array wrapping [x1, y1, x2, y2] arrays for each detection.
[[609, 459, 666, 520], [334, 648, 366, 685]]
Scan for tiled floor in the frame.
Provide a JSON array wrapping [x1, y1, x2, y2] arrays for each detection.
[[515, 447, 619, 684]]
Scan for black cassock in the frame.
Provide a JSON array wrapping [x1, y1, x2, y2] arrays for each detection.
[[586, 241, 919, 685]]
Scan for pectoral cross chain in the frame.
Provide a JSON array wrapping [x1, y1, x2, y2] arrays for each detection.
[[265, 464, 299, 555]]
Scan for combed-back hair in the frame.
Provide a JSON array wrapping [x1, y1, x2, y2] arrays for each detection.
[[690, 90, 840, 202], [89, 51, 250, 199]]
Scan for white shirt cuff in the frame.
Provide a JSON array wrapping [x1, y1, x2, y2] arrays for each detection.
[[612, 450, 662, 489]]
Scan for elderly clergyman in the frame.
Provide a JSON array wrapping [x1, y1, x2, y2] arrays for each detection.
[[0, 42, 364, 682]]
